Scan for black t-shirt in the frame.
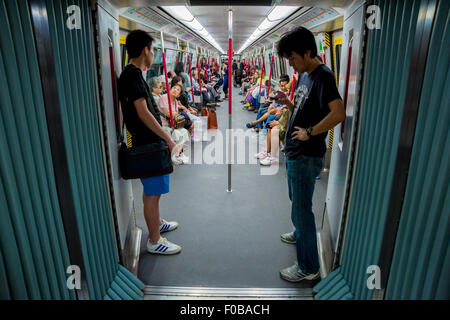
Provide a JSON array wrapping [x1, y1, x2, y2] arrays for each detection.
[[118, 64, 163, 147], [285, 64, 342, 159]]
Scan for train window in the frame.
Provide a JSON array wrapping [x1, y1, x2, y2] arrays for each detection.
[[120, 44, 128, 69], [279, 57, 284, 75], [153, 48, 163, 65]]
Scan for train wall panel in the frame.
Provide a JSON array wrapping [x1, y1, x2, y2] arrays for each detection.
[[0, 0, 75, 300], [386, 1, 450, 300], [45, 0, 143, 299], [315, 0, 421, 299]]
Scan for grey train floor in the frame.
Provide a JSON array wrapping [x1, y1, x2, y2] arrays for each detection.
[[134, 86, 328, 289]]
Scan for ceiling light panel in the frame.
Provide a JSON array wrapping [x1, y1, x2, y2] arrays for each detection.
[[162, 6, 223, 53], [238, 5, 299, 54], [268, 6, 298, 21]]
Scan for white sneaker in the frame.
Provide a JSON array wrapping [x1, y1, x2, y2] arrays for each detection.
[[281, 231, 296, 244], [280, 262, 320, 282], [147, 237, 181, 255], [159, 219, 179, 233], [254, 151, 269, 159], [260, 156, 278, 166]]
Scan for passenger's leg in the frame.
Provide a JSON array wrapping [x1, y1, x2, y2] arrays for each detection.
[[223, 82, 228, 99], [247, 112, 270, 128], [270, 126, 280, 158], [143, 193, 161, 243], [286, 157, 323, 275], [256, 106, 269, 120]]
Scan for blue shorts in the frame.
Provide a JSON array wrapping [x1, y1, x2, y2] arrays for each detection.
[[141, 174, 170, 196]]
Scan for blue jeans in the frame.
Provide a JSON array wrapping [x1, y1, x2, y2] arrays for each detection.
[[251, 96, 260, 108], [255, 106, 269, 129], [286, 155, 324, 274]]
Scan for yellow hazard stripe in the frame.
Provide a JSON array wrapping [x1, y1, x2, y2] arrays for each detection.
[[325, 32, 331, 48], [126, 129, 132, 148], [328, 128, 334, 150], [332, 35, 343, 86]]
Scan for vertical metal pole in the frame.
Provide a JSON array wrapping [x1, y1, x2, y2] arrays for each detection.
[[161, 32, 174, 127], [290, 71, 297, 102], [258, 46, 265, 97], [227, 9, 233, 193], [252, 57, 254, 76], [197, 55, 203, 105], [273, 42, 278, 78], [267, 54, 274, 94], [188, 55, 195, 104]]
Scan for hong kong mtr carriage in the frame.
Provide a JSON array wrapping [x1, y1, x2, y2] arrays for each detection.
[[0, 0, 448, 300]]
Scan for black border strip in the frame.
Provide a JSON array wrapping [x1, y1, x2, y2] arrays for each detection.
[[28, 0, 89, 300], [377, 0, 438, 296]]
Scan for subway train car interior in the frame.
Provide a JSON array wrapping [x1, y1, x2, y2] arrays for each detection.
[[0, 0, 449, 303]]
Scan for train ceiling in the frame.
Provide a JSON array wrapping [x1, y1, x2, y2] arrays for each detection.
[[110, 0, 353, 54]]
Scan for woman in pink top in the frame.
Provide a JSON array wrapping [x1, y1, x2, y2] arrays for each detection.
[[157, 84, 190, 165], [158, 84, 181, 126]]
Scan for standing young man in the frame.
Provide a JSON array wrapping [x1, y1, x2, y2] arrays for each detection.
[[118, 30, 182, 255], [275, 27, 346, 281]]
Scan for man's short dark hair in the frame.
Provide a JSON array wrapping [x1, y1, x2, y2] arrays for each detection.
[[277, 27, 317, 59], [280, 74, 290, 83], [126, 30, 154, 59]]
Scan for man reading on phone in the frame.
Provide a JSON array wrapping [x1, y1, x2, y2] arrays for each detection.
[[275, 27, 346, 282]]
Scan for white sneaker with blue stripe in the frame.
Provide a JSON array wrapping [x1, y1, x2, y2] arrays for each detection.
[[147, 237, 181, 255], [159, 219, 179, 233]]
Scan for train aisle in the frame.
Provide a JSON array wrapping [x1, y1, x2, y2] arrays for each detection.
[[133, 86, 328, 291]]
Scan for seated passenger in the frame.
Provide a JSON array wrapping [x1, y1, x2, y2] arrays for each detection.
[[246, 101, 284, 129], [149, 76, 163, 104], [170, 76, 198, 136], [241, 68, 263, 104], [248, 79, 270, 112], [194, 68, 220, 106], [175, 62, 193, 95], [257, 108, 292, 166], [157, 84, 190, 165], [168, 70, 176, 80], [247, 75, 291, 130]]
